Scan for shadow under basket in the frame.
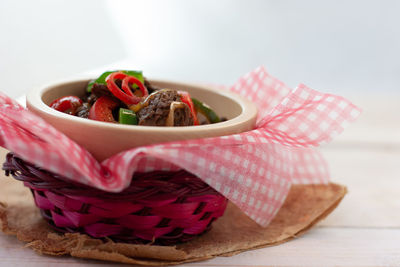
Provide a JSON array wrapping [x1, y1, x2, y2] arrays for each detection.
[[2, 153, 228, 245]]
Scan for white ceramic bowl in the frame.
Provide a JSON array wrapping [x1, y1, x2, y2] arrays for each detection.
[[26, 79, 258, 161]]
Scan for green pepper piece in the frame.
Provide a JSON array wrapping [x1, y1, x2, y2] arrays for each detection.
[[118, 108, 138, 125], [191, 98, 221, 124], [87, 70, 144, 93]]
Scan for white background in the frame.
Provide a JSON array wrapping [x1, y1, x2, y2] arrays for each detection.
[[1, 0, 400, 99]]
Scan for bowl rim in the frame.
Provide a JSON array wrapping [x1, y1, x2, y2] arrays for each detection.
[[26, 78, 258, 133]]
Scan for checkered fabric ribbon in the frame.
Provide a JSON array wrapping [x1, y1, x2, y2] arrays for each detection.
[[0, 66, 360, 226]]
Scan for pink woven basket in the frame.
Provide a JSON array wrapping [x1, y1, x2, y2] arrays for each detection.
[[2, 153, 228, 245]]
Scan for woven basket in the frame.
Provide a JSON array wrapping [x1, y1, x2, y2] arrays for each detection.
[[2, 153, 228, 245]]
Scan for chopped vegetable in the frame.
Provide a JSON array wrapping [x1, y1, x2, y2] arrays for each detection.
[[121, 75, 148, 98], [87, 70, 144, 93], [129, 102, 144, 113], [88, 96, 118, 122], [192, 98, 221, 124], [178, 91, 199, 125], [106, 72, 148, 105], [49, 96, 82, 114], [118, 108, 138, 125]]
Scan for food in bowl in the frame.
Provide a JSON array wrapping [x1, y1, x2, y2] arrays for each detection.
[[27, 76, 257, 161], [49, 70, 222, 127]]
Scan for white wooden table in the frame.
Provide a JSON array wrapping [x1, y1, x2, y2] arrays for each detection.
[[0, 93, 399, 266]]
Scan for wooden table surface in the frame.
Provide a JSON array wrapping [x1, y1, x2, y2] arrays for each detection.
[[0, 94, 399, 267]]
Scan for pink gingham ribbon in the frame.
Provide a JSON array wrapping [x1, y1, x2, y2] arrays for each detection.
[[0, 66, 360, 226]]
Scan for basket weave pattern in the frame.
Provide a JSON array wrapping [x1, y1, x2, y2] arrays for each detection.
[[2, 153, 228, 245]]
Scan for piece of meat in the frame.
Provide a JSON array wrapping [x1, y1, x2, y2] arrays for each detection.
[[91, 83, 125, 107], [173, 105, 194, 126], [137, 90, 193, 126], [75, 103, 91, 118], [92, 83, 115, 99]]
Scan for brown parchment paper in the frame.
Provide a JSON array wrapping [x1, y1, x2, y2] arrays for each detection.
[[0, 149, 346, 266]]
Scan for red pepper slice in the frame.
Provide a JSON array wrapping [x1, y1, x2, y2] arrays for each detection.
[[50, 96, 83, 114], [122, 75, 148, 98], [88, 96, 118, 122], [178, 91, 199, 125], [106, 72, 148, 105]]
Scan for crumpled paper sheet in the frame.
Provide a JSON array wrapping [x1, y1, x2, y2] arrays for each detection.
[[0, 66, 360, 227], [0, 148, 346, 265]]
